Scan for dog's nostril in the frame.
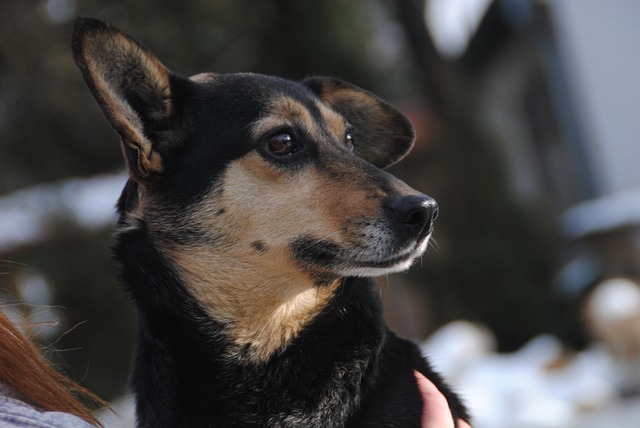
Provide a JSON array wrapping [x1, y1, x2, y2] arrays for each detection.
[[406, 209, 427, 228], [391, 195, 438, 234]]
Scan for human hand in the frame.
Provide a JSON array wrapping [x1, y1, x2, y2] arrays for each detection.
[[414, 371, 471, 428]]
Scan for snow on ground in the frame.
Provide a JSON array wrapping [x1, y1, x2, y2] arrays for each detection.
[[422, 321, 640, 428], [0, 171, 126, 251]]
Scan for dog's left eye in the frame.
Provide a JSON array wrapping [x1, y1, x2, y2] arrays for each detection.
[[345, 133, 355, 152], [265, 132, 300, 157]]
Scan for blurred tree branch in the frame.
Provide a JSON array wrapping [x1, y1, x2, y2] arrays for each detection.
[[391, 0, 472, 125], [392, 0, 447, 114]]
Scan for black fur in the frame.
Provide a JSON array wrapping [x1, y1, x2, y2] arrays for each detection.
[[73, 17, 469, 427], [115, 220, 467, 426]]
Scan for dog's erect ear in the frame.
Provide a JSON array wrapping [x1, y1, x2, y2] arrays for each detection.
[[304, 77, 415, 168], [72, 17, 181, 184]]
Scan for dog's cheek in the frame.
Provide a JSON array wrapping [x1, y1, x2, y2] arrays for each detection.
[[214, 153, 337, 249]]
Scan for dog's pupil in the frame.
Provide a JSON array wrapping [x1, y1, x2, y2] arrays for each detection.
[[268, 133, 296, 155]]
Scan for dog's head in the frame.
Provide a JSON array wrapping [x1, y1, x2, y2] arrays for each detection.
[[72, 18, 437, 359]]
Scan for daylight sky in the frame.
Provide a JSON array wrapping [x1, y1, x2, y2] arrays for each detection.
[[427, 0, 492, 57]]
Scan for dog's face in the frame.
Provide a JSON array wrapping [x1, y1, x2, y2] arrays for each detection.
[[72, 18, 437, 360]]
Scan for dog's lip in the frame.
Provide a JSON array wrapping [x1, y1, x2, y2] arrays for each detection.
[[350, 235, 430, 269], [291, 231, 431, 275], [354, 251, 412, 268]]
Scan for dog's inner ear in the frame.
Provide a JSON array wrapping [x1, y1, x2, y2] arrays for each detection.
[[303, 77, 415, 168], [72, 18, 178, 184]]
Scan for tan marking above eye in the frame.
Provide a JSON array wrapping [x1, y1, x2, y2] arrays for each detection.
[[251, 96, 351, 151], [250, 97, 315, 140], [314, 100, 348, 142]]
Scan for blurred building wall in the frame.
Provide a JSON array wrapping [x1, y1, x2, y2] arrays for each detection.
[[552, 0, 640, 195], [462, 0, 640, 290]]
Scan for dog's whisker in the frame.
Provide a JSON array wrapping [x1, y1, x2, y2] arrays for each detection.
[[429, 237, 441, 252]]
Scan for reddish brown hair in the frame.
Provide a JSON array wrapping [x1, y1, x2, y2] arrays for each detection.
[[0, 310, 108, 426]]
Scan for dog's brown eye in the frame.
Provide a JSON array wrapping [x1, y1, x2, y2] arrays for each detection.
[[265, 133, 298, 156], [345, 133, 355, 152]]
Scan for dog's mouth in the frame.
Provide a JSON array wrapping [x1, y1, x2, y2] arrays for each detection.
[[291, 230, 432, 278], [343, 232, 432, 276]]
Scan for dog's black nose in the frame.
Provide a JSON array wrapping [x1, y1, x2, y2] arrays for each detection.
[[390, 195, 438, 235]]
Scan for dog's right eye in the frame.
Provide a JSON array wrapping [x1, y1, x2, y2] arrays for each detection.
[[264, 132, 300, 157]]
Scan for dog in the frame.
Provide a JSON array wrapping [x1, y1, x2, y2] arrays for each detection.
[[72, 17, 469, 427]]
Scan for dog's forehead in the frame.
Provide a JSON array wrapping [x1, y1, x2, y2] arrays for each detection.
[[190, 73, 310, 106], [190, 73, 346, 137], [192, 72, 305, 97]]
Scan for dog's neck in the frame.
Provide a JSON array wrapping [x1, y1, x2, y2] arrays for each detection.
[[166, 244, 342, 362], [113, 222, 388, 427], [132, 278, 385, 427]]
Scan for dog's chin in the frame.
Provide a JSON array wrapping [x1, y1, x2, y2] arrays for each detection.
[[336, 235, 431, 278]]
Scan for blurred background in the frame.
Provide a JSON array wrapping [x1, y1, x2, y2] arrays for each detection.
[[1, 0, 639, 426]]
